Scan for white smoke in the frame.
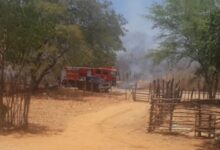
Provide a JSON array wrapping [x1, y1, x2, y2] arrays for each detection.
[[117, 31, 162, 81]]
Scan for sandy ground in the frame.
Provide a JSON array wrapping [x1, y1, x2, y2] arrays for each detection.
[[0, 88, 217, 150]]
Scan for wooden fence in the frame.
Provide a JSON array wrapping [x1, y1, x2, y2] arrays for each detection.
[[132, 88, 150, 102], [148, 100, 220, 138], [132, 78, 220, 102], [147, 79, 220, 138], [132, 79, 182, 102], [0, 79, 31, 130]]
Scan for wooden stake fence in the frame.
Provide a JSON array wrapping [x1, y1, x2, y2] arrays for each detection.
[[148, 79, 220, 138], [0, 78, 31, 130]]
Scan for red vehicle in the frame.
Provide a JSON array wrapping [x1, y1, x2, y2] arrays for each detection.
[[61, 67, 117, 89], [90, 67, 117, 85], [61, 67, 88, 87]]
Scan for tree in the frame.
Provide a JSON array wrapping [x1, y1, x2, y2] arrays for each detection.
[[148, 0, 220, 98], [0, 0, 126, 128], [0, 0, 82, 91], [68, 0, 126, 67], [0, 0, 126, 91]]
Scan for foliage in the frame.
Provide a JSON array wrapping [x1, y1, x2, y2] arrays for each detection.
[[0, 0, 126, 91], [148, 0, 220, 98], [68, 0, 126, 66]]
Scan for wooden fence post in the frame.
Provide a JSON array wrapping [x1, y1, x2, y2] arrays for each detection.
[[148, 100, 155, 132], [198, 79, 201, 100], [134, 83, 137, 101], [198, 104, 202, 137], [191, 88, 194, 100], [169, 104, 174, 132], [208, 114, 212, 138]]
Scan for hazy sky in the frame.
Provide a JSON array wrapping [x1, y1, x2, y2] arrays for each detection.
[[110, 0, 164, 79], [110, 0, 162, 53]]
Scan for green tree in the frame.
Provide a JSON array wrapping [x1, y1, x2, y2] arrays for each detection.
[[68, 0, 126, 67], [0, 0, 125, 127], [0, 0, 126, 91], [148, 0, 220, 98], [0, 0, 84, 91]]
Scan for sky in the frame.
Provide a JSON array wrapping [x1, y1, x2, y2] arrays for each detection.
[[110, 0, 163, 53], [110, 0, 164, 80]]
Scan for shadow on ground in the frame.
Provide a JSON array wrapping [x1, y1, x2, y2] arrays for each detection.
[[151, 131, 220, 150], [34, 88, 125, 101], [150, 131, 196, 139], [196, 139, 220, 150], [0, 123, 63, 137]]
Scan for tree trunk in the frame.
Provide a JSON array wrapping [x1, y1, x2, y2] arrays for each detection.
[[205, 72, 218, 99], [0, 52, 5, 128], [213, 72, 219, 99], [30, 58, 58, 93]]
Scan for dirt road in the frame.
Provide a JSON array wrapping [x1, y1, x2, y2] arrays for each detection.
[[0, 102, 204, 150]]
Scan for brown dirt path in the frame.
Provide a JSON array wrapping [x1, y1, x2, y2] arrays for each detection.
[[0, 102, 204, 150]]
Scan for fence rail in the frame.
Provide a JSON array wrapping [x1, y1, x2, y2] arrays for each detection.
[[132, 89, 150, 102], [146, 78, 220, 138]]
